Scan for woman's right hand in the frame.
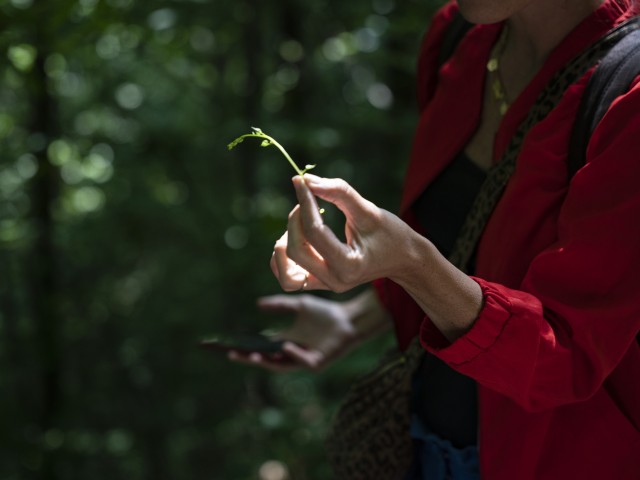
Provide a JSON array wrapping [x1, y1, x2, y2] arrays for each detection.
[[228, 289, 390, 372]]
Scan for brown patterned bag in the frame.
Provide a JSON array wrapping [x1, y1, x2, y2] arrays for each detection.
[[325, 338, 424, 480]]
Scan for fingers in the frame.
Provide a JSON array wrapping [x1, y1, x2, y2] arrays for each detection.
[[289, 178, 365, 291], [282, 342, 325, 371], [286, 205, 343, 281], [257, 294, 302, 313], [228, 350, 302, 373], [271, 229, 329, 291], [272, 232, 306, 291], [291, 174, 372, 263], [296, 174, 379, 228], [227, 343, 325, 372], [285, 206, 331, 268], [271, 175, 377, 293]]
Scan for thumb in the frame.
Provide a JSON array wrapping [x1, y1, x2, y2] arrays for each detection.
[[282, 341, 325, 370], [257, 294, 303, 313]]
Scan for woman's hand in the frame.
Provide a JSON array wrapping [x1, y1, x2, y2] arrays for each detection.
[[271, 173, 421, 294], [271, 174, 483, 342], [228, 290, 390, 372]]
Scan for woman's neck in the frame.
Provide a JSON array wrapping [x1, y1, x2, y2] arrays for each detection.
[[495, 0, 605, 102], [506, 0, 605, 69]]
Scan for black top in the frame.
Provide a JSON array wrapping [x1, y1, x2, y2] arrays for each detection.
[[410, 151, 486, 448]]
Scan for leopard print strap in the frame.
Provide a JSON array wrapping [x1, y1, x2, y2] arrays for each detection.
[[448, 19, 640, 273]]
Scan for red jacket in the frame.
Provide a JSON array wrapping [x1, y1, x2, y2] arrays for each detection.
[[374, 1, 640, 478]]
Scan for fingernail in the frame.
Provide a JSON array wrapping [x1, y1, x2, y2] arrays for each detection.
[[303, 173, 320, 185], [249, 352, 261, 362]]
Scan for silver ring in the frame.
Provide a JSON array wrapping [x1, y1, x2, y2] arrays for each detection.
[[300, 272, 309, 291]]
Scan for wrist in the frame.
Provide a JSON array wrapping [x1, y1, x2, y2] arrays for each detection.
[[343, 289, 391, 342], [387, 227, 436, 287], [389, 233, 483, 342]]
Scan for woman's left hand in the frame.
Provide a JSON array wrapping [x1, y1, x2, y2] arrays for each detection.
[[271, 173, 420, 293]]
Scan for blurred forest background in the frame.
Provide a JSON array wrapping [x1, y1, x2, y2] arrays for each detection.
[[0, 0, 445, 478]]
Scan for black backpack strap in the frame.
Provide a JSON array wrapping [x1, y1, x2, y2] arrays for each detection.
[[567, 18, 640, 179], [437, 12, 473, 69], [582, 21, 640, 414]]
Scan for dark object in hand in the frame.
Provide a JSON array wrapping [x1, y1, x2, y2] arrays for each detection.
[[199, 333, 285, 355]]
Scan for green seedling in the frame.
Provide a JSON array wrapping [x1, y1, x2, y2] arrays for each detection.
[[227, 127, 316, 176], [228, 127, 325, 213]]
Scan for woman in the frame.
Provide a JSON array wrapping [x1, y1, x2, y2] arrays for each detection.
[[230, 0, 640, 478]]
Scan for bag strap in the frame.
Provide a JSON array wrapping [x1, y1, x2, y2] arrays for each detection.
[[571, 20, 640, 423], [565, 18, 640, 349], [567, 18, 640, 179]]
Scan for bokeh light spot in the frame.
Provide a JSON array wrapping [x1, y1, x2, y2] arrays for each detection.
[[365, 14, 390, 35], [115, 83, 145, 110], [366, 82, 393, 109], [105, 429, 133, 455], [275, 66, 300, 90], [10, 0, 33, 9], [279, 40, 304, 62], [8, 44, 37, 72], [15, 154, 38, 180], [96, 34, 121, 60], [44, 53, 67, 79], [48, 139, 75, 166], [148, 8, 176, 31], [190, 27, 216, 53], [152, 181, 188, 206], [354, 28, 380, 53], [0, 113, 15, 139], [83, 153, 114, 183], [43, 429, 64, 450], [224, 225, 249, 250], [322, 34, 356, 62], [259, 407, 284, 429], [74, 111, 100, 136], [68, 430, 101, 454], [372, 0, 395, 15], [313, 128, 340, 148], [91, 143, 115, 163], [71, 186, 105, 213], [61, 161, 83, 184], [259, 460, 289, 480]]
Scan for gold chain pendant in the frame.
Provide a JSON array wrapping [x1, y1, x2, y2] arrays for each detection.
[[486, 24, 510, 115]]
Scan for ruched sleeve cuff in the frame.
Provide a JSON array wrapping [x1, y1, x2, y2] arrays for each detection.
[[419, 277, 513, 366]]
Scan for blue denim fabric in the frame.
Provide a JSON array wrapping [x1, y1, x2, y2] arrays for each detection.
[[404, 414, 480, 480]]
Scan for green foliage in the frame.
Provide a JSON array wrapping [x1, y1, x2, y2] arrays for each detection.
[[0, 0, 444, 478]]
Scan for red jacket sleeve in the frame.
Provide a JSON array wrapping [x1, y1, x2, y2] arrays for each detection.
[[421, 78, 640, 413]]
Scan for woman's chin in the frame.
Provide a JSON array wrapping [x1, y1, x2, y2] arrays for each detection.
[[456, 0, 519, 24]]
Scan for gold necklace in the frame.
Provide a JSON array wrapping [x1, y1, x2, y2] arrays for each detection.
[[486, 25, 510, 116]]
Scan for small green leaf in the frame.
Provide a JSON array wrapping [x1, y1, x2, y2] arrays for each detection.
[[227, 138, 244, 150], [251, 126, 263, 133], [260, 139, 271, 147], [300, 164, 317, 175]]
